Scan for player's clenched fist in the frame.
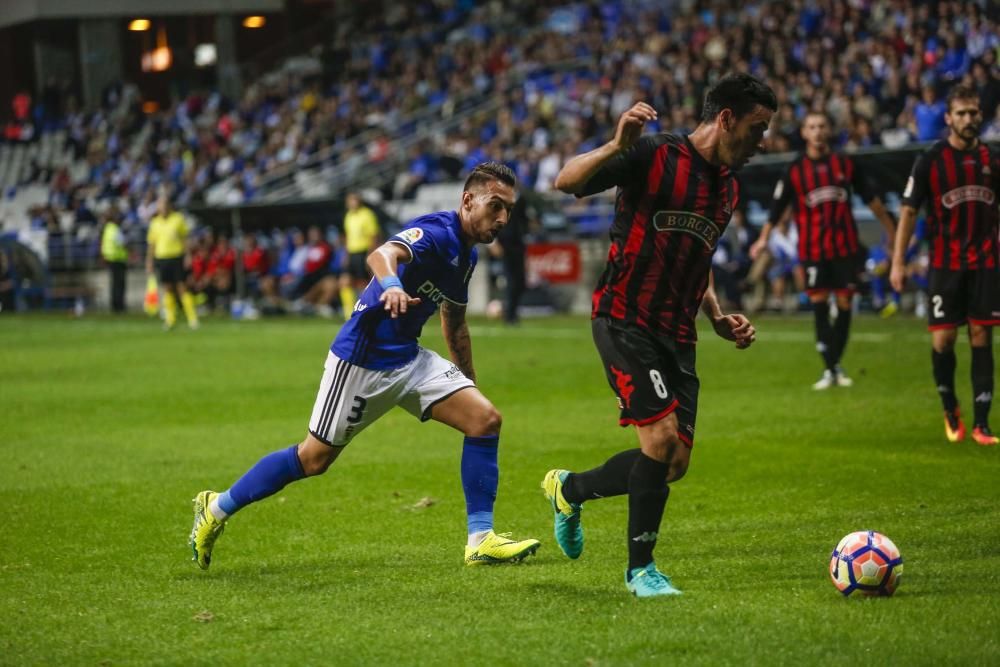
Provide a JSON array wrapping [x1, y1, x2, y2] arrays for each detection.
[[614, 102, 658, 151], [713, 313, 756, 350]]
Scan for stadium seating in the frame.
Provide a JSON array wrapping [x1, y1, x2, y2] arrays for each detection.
[[4, 0, 996, 220]]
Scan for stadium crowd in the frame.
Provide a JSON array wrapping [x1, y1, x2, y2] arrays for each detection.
[[1, 0, 997, 315], [8, 1, 1000, 205]]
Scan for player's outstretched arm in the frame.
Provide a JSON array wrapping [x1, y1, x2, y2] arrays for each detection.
[[702, 272, 756, 350], [368, 242, 421, 318], [440, 301, 475, 383], [890, 206, 918, 293], [554, 102, 657, 195]]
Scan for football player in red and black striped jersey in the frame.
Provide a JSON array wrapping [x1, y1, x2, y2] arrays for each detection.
[[891, 85, 1000, 446], [750, 112, 897, 390], [543, 73, 775, 596]]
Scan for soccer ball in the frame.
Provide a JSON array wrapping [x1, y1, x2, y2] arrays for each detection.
[[829, 530, 903, 597]]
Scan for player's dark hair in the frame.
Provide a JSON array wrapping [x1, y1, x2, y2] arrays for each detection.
[[701, 73, 778, 122], [803, 109, 833, 126], [464, 161, 516, 192], [946, 85, 979, 111]]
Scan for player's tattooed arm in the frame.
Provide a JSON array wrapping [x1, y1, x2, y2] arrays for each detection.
[[369, 242, 421, 318], [440, 301, 476, 383]]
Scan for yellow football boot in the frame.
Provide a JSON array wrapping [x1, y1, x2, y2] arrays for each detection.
[[464, 531, 540, 566], [189, 490, 226, 570]]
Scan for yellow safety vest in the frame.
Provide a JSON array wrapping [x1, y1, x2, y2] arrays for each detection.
[[101, 222, 128, 263]]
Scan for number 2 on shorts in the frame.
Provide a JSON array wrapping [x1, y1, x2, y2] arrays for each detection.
[[932, 295, 944, 319]]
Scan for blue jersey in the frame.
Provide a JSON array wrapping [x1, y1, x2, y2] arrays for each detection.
[[331, 210, 478, 370]]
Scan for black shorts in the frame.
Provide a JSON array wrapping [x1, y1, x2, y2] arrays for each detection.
[[928, 269, 1000, 330], [154, 257, 185, 284], [591, 316, 699, 447], [292, 268, 331, 298], [348, 252, 369, 280], [803, 256, 861, 295]]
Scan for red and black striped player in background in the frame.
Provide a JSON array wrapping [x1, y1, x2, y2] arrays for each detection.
[[750, 112, 897, 390], [891, 85, 1000, 447], [542, 73, 774, 597]]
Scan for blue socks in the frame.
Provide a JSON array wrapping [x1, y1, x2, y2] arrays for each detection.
[[461, 435, 499, 535], [212, 437, 499, 535], [217, 444, 306, 516]]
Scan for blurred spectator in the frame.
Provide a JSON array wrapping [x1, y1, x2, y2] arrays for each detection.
[[242, 232, 272, 302], [969, 62, 1000, 121], [99, 204, 128, 313], [275, 228, 309, 301], [865, 236, 900, 318], [983, 106, 1000, 141], [492, 195, 528, 324], [845, 116, 877, 152], [914, 86, 947, 141], [207, 234, 236, 311], [289, 225, 340, 317], [748, 218, 803, 314], [294, 226, 332, 299], [711, 210, 753, 311], [187, 233, 212, 305]]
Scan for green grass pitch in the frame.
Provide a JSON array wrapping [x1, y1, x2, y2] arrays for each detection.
[[1, 313, 999, 665]]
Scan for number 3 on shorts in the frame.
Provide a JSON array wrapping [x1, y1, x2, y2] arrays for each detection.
[[346, 396, 367, 424], [649, 370, 669, 399]]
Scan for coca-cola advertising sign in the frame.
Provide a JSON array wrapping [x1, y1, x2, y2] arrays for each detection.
[[526, 243, 581, 284]]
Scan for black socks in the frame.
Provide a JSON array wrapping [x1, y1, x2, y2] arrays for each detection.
[[562, 448, 673, 570], [627, 452, 670, 571], [932, 348, 959, 413], [832, 308, 852, 365], [813, 301, 837, 372], [971, 345, 994, 427], [814, 300, 853, 371], [562, 448, 641, 504]]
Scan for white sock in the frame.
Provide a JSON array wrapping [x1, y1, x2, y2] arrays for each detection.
[[208, 497, 229, 521], [467, 530, 491, 548]]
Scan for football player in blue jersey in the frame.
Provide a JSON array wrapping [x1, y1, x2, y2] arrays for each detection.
[[190, 162, 541, 568]]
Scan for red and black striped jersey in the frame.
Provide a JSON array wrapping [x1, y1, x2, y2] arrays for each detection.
[[768, 152, 874, 262], [901, 140, 999, 271], [580, 133, 739, 343]]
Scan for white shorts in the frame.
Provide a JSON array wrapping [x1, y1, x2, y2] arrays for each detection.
[[308, 348, 476, 447]]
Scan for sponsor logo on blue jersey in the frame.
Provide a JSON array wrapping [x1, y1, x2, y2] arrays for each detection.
[[331, 211, 478, 370]]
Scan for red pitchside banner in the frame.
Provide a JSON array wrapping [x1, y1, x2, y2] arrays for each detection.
[[526, 243, 581, 284]]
